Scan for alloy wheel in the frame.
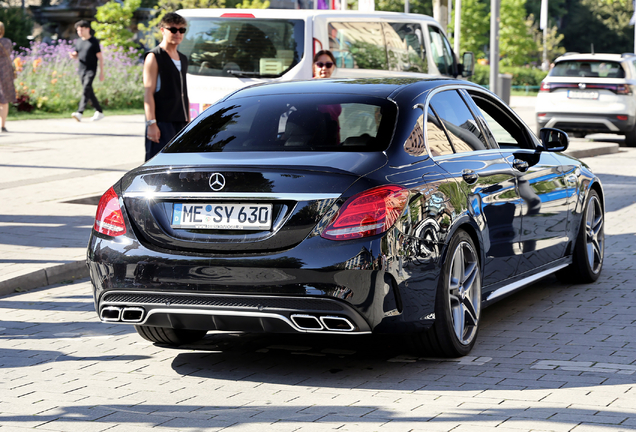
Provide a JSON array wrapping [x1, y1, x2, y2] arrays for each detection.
[[447, 241, 481, 345], [585, 195, 604, 274]]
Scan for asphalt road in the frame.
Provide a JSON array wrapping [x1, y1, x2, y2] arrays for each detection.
[[0, 103, 635, 431]]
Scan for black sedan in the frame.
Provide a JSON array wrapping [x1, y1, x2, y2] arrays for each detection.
[[87, 78, 604, 357]]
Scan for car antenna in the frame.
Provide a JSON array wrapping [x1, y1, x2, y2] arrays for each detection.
[[591, 43, 595, 55]]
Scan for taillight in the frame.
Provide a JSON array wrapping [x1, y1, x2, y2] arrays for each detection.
[[220, 13, 255, 18], [94, 186, 126, 237], [539, 81, 550, 92], [616, 84, 632, 95], [321, 185, 409, 241]]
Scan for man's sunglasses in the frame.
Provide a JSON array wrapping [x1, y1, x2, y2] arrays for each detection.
[[315, 61, 334, 68], [164, 27, 187, 34]]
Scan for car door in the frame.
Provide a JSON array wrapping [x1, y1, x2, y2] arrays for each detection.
[[464, 89, 571, 274], [425, 88, 523, 287]]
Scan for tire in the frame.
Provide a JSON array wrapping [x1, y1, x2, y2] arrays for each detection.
[[624, 125, 636, 147], [135, 325, 208, 346], [557, 189, 604, 283], [410, 230, 481, 357]]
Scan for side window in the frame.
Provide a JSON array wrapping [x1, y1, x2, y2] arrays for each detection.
[[426, 107, 454, 157], [405, 112, 427, 156], [328, 22, 387, 69], [429, 90, 488, 153], [468, 91, 532, 150], [328, 21, 428, 73], [386, 23, 428, 73], [427, 26, 454, 77]]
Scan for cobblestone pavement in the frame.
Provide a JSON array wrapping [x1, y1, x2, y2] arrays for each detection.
[[0, 148, 635, 430]]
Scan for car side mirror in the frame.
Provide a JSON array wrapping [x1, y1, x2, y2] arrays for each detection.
[[462, 52, 475, 77], [539, 128, 569, 152]]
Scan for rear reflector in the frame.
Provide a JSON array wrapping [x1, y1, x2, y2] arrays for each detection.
[[617, 115, 629, 121], [94, 186, 126, 237], [221, 13, 255, 18], [321, 185, 409, 241], [537, 113, 546, 117]]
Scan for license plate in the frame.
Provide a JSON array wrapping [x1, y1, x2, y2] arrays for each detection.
[[567, 90, 599, 100], [171, 203, 272, 230]]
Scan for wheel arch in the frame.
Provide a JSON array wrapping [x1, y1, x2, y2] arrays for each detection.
[[440, 217, 484, 271]]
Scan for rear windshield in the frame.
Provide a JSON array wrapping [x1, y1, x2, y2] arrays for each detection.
[[550, 60, 625, 78], [179, 18, 304, 78], [163, 94, 397, 153]]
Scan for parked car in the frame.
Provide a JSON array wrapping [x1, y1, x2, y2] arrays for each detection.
[[536, 52, 636, 145], [179, 8, 474, 119], [88, 78, 605, 357]]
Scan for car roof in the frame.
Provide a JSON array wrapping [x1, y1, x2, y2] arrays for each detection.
[[224, 78, 477, 101], [177, 8, 438, 23], [554, 53, 636, 63]]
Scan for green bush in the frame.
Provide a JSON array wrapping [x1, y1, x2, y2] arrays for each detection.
[[0, 7, 33, 49], [470, 63, 548, 87]]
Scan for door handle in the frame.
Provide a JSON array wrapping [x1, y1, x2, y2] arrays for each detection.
[[462, 169, 479, 185], [513, 158, 529, 172]]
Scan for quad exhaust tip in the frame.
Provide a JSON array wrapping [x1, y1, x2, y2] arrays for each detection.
[[290, 314, 355, 332], [121, 307, 145, 322], [100, 306, 122, 322], [100, 306, 145, 323], [320, 316, 355, 332], [291, 314, 323, 330]]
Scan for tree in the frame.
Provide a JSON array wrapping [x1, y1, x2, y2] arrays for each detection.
[[526, 13, 565, 65], [92, 0, 142, 53], [0, 7, 33, 49], [236, 0, 270, 7], [139, 0, 227, 47], [499, 0, 536, 66], [448, 0, 489, 58], [559, 0, 633, 53], [376, 0, 432, 15]]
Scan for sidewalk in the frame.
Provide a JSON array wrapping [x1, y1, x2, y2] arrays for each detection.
[[0, 114, 145, 296], [0, 106, 621, 297]]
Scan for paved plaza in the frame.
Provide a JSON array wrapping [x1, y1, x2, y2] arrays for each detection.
[[0, 99, 635, 431]]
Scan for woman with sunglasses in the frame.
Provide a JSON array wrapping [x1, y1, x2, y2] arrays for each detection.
[[313, 50, 337, 79], [313, 50, 342, 143], [143, 12, 190, 161]]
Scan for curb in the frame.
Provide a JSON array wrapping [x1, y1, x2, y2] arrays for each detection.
[[565, 143, 621, 159], [0, 261, 89, 298]]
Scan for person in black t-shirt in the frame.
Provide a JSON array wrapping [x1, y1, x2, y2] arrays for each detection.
[[69, 20, 105, 122]]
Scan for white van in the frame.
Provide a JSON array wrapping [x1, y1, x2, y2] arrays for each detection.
[[177, 8, 474, 118]]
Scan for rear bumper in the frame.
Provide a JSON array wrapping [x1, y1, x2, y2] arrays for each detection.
[[87, 228, 438, 335], [536, 112, 635, 134], [97, 290, 372, 334]]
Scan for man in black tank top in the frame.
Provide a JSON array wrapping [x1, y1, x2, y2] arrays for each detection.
[[143, 12, 190, 161]]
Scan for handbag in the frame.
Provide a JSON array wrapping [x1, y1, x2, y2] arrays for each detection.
[[0, 42, 16, 79]]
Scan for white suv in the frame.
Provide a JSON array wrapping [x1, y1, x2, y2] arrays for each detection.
[[535, 53, 636, 146]]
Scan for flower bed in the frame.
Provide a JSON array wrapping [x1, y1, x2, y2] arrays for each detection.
[[13, 40, 143, 113]]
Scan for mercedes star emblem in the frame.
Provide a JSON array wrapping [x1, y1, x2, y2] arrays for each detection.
[[209, 173, 226, 191]]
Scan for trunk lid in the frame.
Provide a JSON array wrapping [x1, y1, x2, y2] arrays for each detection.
[[121, 152, 387, 253]]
